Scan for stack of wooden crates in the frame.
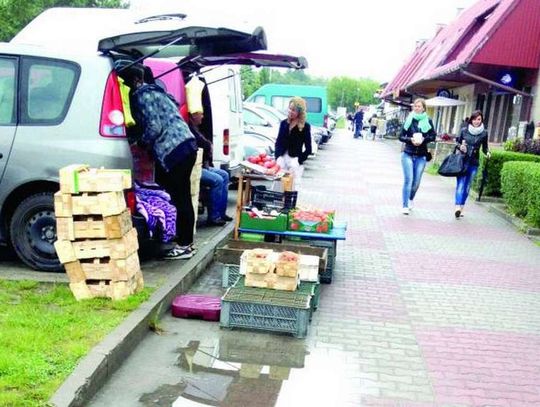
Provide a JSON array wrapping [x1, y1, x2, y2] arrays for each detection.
[[53, 164, 144, 301]]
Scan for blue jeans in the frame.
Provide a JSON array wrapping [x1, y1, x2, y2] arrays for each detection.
[[401, 152, 427, 208], [455, 165, 478, 206], [354, 123, 362, 138], [200, 167, 229, 221]]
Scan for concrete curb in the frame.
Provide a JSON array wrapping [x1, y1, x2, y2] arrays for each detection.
[[487, 203, 540, 237], [49, 222, 234, 407]]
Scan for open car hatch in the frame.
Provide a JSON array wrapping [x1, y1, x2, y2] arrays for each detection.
[[98, 26, 267, 58]]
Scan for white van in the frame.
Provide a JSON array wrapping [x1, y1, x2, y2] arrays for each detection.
[[198, 65, 244, 176]]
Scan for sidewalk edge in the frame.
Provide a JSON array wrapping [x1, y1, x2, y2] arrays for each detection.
[[49, 223, 234, 407]]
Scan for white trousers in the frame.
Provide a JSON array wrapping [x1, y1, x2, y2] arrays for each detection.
[[276, 153, 304, 190]]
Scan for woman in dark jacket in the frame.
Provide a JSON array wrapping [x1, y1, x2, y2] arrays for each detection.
[[454, 110, 490, 218], [399, 98, 437, 214], [275, 97, 312, 189]]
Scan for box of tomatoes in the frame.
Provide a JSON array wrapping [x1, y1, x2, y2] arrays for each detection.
[[288, 209, 335, 234]]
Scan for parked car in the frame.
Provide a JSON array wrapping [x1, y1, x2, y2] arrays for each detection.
[[0, 8, 268, 271], [243, 130, 274, 158], [243, 102, 319, 154]]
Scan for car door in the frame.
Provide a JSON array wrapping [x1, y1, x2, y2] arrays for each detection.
[[0, 56, 17, 184]]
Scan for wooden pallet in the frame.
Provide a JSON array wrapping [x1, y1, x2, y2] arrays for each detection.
[[54, 191, 126, 217], [56, 209, 132, 240], [59, 164, 131, 194], [69, 270, 144, 301], [63, 252, 141, 283], [54, 228, 139, 263]]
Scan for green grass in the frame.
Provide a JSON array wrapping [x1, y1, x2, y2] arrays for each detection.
[[425, 163, 440, 175], [0, 280, 152, 406]]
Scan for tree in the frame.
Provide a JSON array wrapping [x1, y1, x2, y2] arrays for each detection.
[[327, 76, 380, 111], [240, 66, 260, 100], [0, 0, 126, 42], [239, 67, 381, 111]]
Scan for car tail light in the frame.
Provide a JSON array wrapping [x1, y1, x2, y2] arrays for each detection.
[[223, 129, 230, 155], [125, 190, 137, 215], [100, 71, 126, 137], [323, 114, 329, 129]]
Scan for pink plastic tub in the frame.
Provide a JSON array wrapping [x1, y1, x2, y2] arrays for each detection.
[[171, 294, 221, 321]]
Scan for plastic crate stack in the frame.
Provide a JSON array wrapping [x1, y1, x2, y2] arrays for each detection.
[[190, 148, 203, 229], [53, 164, 144, 301], [220, 248, 322, 338]]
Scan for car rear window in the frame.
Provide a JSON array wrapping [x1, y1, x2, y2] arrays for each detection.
[[21, 57, 80, 125]]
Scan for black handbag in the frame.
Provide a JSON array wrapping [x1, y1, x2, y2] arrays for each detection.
[[438, 149, 468, 177]]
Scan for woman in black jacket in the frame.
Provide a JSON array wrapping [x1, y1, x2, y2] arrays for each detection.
[[454, 110, 491, 218], [274, 97, 312, 189], [399, 98, 437, 214]]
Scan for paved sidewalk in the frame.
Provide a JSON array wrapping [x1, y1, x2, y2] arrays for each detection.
[[89, 130, 540, 407]]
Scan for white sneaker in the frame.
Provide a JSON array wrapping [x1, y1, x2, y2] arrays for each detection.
[[408, 201, 414, 210], [163, 246, 194, 260], [402, 207, 410, 215]]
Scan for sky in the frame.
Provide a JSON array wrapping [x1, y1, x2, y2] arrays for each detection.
[[130, 0, 478, 83]]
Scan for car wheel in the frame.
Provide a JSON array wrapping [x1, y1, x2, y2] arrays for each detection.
[[10, 192, 62, 272]]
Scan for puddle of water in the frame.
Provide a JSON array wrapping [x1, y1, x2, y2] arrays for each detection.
[[138, 332, 363, 407]]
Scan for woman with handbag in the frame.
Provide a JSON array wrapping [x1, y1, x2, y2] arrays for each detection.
[[454, 110, 491, 218], [399, 98, 437, 214]]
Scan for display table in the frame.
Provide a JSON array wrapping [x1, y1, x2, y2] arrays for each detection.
[[234, 171, 292, 239], [238, 222, 347, 242]]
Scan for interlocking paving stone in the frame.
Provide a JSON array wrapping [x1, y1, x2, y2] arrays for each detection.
[[89, 132, 540, 407]]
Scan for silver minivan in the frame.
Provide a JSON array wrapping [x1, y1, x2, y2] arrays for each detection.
[[0, 8, 268, 271]]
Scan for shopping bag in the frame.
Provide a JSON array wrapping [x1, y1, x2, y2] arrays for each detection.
[[438, 151, 468, 177]]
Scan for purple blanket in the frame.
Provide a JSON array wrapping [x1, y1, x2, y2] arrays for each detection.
[[135, 186, 176, 243]]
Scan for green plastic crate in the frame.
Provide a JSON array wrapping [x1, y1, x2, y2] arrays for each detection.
[[220, 284, 311, 338], [239, 232, 265, 242], [221, 264, 241, 288], [240, 212, 288, 232], [298, 281, 320, 311]]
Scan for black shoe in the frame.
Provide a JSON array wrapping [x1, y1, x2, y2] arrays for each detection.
[[455, 209, 461, 219], [207, 219, 226, 226], [222, 214, 233, 222]]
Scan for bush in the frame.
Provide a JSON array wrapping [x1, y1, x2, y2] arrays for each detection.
[[500, 161, 540, 227], [503, 138, 540, 155], [473, 150, 540, 197]]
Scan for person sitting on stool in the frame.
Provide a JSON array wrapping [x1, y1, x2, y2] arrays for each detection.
[[188, 109, 233, 226]]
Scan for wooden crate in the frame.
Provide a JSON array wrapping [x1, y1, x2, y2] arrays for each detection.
[[54, 228, 139, 263], [69, 270, 144, 301], [54, 191, 126, 217], [216, 240, 328, 275], [56, 210, 132, 240], [59, 164, 131, 194], [245, 270, 298, 291], [63, 252, 140, 283]]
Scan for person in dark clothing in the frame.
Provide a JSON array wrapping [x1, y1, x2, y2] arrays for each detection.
[[454, 110, 490, 218], [399, 98, 437, 214], [121, 64, 198, 260], [188, 110, 232, 226], [275, 97, 312, 190], [353, 107, 364, 138]]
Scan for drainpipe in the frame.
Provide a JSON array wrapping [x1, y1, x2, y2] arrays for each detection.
[[531, 69, 540, 124]]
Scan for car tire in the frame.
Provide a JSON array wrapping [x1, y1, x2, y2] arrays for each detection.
[[10, 192, 62, 272]]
